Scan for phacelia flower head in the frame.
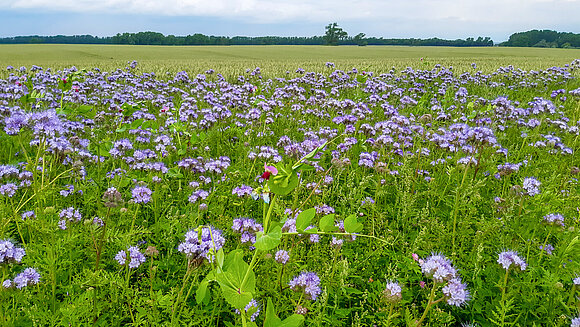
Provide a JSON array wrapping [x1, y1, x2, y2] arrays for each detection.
[[58, 207, 82, 230], [289, 271, 321, 301], [543, 213, 565, 227], [382, 281, 402, 303], [497, 251, 527, 271], [571, 316, 580, 327], [13, 268, 40, 289], [442, 278, 470, 306], [232, 185, 253, 197], [131, 185, 152, 204], [115, 246, 146, 269], [522, 177, 541, 196], [103, 187, 123, 208], [231, 218, 263, 245], [420, 253, 457, 283], [235, 299, 261, 322], [0, 239, 26, 264], [177, 226, 225, 264], [275, 250, 290, 265]]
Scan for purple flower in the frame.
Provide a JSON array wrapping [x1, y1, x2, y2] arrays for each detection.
[[189, 189, 209, 203], [572, 316, 580, 327], [497, 251, 527, 271], [13, 268, 40, 289], [235, 299, 261, 322], [21, 211, 35, 220], [58, 207, 82, 230], [442, 278, 470, 306], [0, 183, 18, 197], [420, 254, 457, 283], [522, 177, 541, 196], [543, 213, 565, 227], [2, 279, 12, 288], [289, 271, 321, 301], [383, 281, 402, 303], [132, 186, 152, 204], [178, 226, 225, 263], [574, 276, 580, 285], [0, 239, 26, 263], [539, 244, 554, 255], [115, 246, 146, 268], [231, 218, 263, 245], [232, 185, 253, 197], [275, 250, 290, 264]]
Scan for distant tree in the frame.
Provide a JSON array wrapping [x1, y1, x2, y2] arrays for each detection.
[[353, 33, 368, 46], [324, 23, 348, 46]]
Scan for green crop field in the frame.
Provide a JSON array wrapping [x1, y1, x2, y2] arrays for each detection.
[[1, 44, 579, 77]]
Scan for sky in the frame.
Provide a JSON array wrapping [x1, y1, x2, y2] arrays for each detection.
[[0, 0, 578, 42]]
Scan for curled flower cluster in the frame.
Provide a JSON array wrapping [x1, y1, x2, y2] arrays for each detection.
[[382, 281, 402, 303], [543, 213, 565, 227], [497, 251, 527, 271], [3, 268, 41, 289], [442, 278, 470, 306], [522, 177, 541, 196], [235, 299, 261, 322], [58, 207, 82, 230], [420, 253, 470, 306], [131, 185, 152, 204], [0, 239, 25, 264], [289, 271, 321, 301], [275, 250, 290, 265], [115, 246, 146, 268], [232, 184, 253, 197], [177, 226, 225, 264], [231, 217, 263, 245]]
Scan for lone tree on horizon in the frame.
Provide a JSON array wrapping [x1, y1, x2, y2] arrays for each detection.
[[324, 23, 348, 46]]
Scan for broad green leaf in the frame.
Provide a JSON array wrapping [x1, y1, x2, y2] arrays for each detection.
[[295, 208, 315, 232], [304, 227, 318, 234], [254, 225, 282, 251], [344, 214, 363, 234], [216, 248, 225, 270], [268, 168, 298, 196], [216, 250, 255, 309], [195, 279, 209, 305], [320, 214, 339, 232], [264, 298, 305, 327]]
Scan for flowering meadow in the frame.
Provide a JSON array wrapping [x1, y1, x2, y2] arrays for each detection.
[[0, 58, 579, 326]]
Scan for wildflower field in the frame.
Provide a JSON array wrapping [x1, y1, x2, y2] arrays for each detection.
[[0, 45, 580, 326]]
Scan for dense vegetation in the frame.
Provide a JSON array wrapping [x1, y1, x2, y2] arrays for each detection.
[[0, 31, 494, 47], [501, 30, 580, 48], [0, 56, 579, 326]]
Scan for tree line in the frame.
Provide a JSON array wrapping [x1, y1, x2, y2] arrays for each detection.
[[0, 28, 576, 48], [499, 29, 580, 48]]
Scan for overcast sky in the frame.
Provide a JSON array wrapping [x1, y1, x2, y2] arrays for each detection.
[[0, 0, 578, 42]]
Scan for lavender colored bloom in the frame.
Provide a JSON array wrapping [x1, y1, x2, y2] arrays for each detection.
[[275, 250, 290, 264], [21, 211, 35, 221], [2, 279, 12, 288], [178, 226, 225, 263], [522, 177, 541, 196], [497, 251, 527, 271], [420, 254, 457, 283], [13, 268, 40, 289], [442, 278, 470, 306], [0, 183, 18, 197], [235, 299, 261, 322], [189, 189, 209, 203], [58, 207, 82, 230], [0, 239, 26, 263], [289, 271, 321, 301], [572, 317, 580, 327], [231, 217, 263, 245], [539, 244, 554, 255], [574, 276, 580, 285], [132, 186, 152, 204], [383, 281, 402, 303], [232, 185, 253, 197], [543, 213, 565, 227], [115, 246, 146, 268], [60, 184, 75, 197]]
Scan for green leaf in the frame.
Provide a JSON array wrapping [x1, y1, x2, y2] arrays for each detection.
[[216, 250, 255, 310], [344, 214, 363, 233], [268, 165, 299, 196], [216, 248, 225, 270], [254, 225, 282, 251], [295, 208, 315, 232], [319, 214, 339, 232], [264, 298, 304, 327], [304, 227, 318, 234], [195, 279, 210, 305]]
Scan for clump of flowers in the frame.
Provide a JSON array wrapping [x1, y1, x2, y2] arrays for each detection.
[[497, 251, 527, 271], [419, 253, 470, 306], [0, 239, 25, 264], [103, 187, 123, 208], [522, 177, 541, 196], [289, 271, 321, 301], [382, 281, 402, 303], [177, 226, 225, 265], [235, 299, 261, 322], [231, 217, 263, 246], [115, 246, 146, 268], [131, 185, 152, 204], [58, 207, 82, 230], [3, 268, 41, 289], [543, 213, 565, 227], [232, 185, 253, 197], [275, 250, 290, 265]]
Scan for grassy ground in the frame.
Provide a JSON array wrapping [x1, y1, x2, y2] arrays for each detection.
[[0, 44, 579, 77]]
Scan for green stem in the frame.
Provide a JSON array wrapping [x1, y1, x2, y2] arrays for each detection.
[[95, 207, 111, 271], [499, 268, 511, 327], [416, 282, 439, 327], [452, 164, 470, 254], [171, 262, 194, 325]]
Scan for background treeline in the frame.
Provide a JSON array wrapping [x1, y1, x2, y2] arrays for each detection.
[[0, 30, 577, 47], [500, 29, 580, 48]]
